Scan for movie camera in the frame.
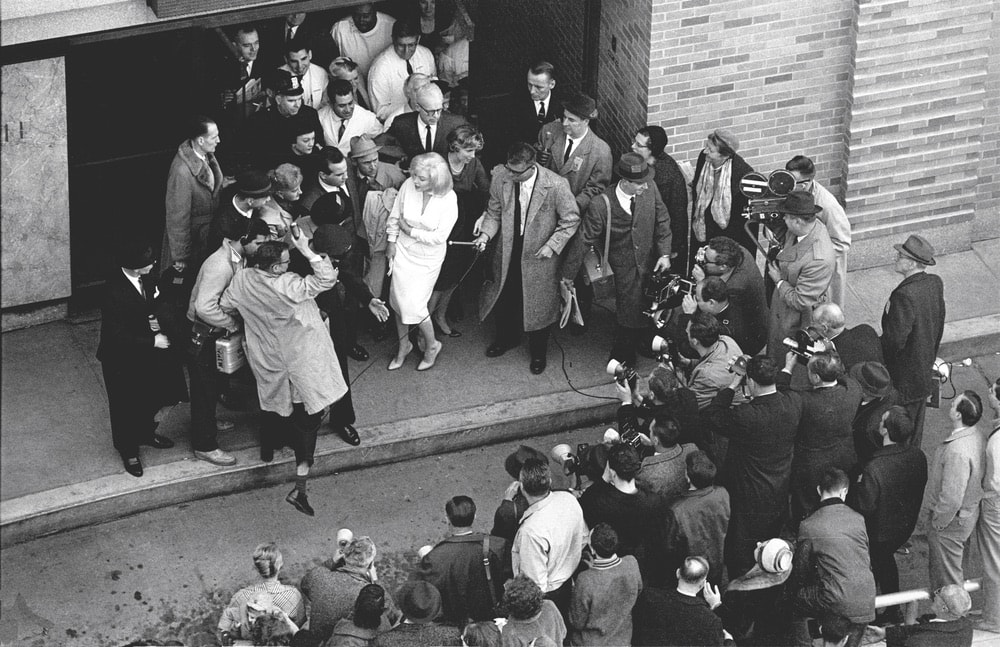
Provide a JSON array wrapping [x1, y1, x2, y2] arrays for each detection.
[[739, 169, 796, 260], [551, 442, 608, 490], [782, 326, 833, 364]]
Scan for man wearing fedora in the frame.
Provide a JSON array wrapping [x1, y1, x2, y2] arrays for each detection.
[[765, 189, 836, 364], [537, 92, 612, 330], [378, 581, 461, 646], [576, 152, 672, 363], [850, 361, 902, 463], [849, 405, 927, 625], [881, 234, 945, 450]]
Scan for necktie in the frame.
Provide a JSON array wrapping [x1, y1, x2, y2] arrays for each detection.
[[630, 197, 636, 215], [513, 182, 522, 237], [406, 60, 414, 75], [337, 119, 347, 143], [425, 125, 433, 151], [563, 139, 574, 164], [245, 61, 252, 79], [286, 26, 294, 42], [537, 102, 546, 121]]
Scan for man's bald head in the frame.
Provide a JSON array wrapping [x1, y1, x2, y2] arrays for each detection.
[[813, 303, 846, 337]]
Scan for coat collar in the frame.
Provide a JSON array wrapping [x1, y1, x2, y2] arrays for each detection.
[[177, 140, 220, 193], [777, 221, 822, 262]]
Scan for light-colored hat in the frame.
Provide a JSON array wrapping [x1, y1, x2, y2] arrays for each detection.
[[349, 134, 381, 161]]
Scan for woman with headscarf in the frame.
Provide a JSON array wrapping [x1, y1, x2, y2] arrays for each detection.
[[688, 128, 755, 269]]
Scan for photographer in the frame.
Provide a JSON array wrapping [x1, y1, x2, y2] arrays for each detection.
[[186, 213, 272, 467], [693, 236, 769, 345], [220, 234, 347, 516], [615, 365, 704, 454], [681, 276, 764, 356], [779, 350, 862, 525], [680, 311, 746, 410], [703, 356, 802, 578]]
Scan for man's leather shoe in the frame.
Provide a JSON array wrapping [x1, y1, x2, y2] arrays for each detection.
[[260, 445, 274, 463], [286, 489, 315, 516], [216, 419, 236, 432], [486, 342, 510, 358], [141, 434, 175, 449], [195, 448, 237, 466], [339, 424, 361, 446], [348, 344, 370, 361], [530, 358, 547, 374], [123, 456, 143, 477]]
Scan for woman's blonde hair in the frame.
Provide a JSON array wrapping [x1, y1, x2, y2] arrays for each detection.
[[410, 153, 454, 195]]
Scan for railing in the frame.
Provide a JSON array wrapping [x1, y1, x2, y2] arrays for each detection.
[[875, 578, 981, 608]]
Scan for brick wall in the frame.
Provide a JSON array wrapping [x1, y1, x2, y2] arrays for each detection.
[[845, 0, 993, 262], [594, 0, 653, 159], [974, 2, 1000, 242], [646, 0, 857, 200]]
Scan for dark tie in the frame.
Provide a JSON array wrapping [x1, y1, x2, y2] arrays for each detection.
[[630, 197, 636, 215], [537, 102, 546, 122], [424, 125, 433, 151], [513, 182, 522, 237], [406, 60, 414, 75], [337, 119, 347, 143], [286, 26, 293, 42], [563, 139, 574, 164]]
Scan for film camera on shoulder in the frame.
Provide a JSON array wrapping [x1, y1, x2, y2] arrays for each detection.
[[739, 169, 796, 261]]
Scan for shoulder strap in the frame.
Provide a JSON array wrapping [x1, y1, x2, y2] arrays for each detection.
[[601, 194, 613, 263], [482, 535, 499, 610]]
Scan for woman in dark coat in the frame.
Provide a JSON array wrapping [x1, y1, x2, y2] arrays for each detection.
[[689, 129, 755, 268], [429, 125, 490, 337]]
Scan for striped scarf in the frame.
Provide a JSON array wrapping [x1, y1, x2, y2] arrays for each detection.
[[692, 157, 733, 242]]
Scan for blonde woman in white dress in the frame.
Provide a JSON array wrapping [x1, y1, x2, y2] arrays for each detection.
[[386, 152, 458, 371]]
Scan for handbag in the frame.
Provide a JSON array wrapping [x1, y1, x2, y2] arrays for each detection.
[[582, 194, 614, 285]]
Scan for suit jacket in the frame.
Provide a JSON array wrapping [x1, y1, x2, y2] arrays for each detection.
[[881, 272, 945, 401], [652, 153, 690, 263], [537, 123, 612, 212], [478, 164, 580, 331], [768, 220, 836, 362], [781, 375, 863, 477], [850, 443, 927, 544], [506, 89, 564, 148], [384, 110, 468, 160], [792, 499, 876, 624], [852, 388, 902, 464], [97, 270, 157, 364], [831, 323, 883, 370], [885, 617, 974, 647], [162, 140, 224, 268], [714, 303, 763, 356], [724, 245, 770, 355], [410, 532, 508, 625], [633, 588, 724, 647], [662, 486, 731, 585], [343, 160, 407, 246]]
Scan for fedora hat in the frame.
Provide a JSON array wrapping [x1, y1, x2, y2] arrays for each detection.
[[562, 93, 598, 119], [349, 134, 382, 161], [617, 152, 650, 182], [395, 581, 442, 624], [893, 234, 936, 265], [776, 190, 822, 217], [849, 361, 892, 399], [728, 539, 792, 592], [235, 170, 272, 198]]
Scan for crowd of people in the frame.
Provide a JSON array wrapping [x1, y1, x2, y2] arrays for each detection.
[[93, 2, 1000, 645]]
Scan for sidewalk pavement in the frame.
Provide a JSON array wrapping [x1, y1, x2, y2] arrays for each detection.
[[2, 239, 998, 546]]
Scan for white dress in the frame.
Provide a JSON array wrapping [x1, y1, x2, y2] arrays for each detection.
[[386, 178, 458, 324]]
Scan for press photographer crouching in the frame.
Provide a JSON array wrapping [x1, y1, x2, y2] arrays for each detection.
[[612, 361, 706, 456]]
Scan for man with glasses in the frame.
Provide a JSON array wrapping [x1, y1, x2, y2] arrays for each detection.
[[693, 236, 769, 355], [633, 126, 689, 269], [368, 20, 436, 121], [474, 143, 580, 374], [785, 156, 852, 307], [385, 82, 467, 161], [576, 152, 671, 364]]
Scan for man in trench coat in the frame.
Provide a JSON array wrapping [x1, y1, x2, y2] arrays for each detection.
[[474, 142, 580, 375]]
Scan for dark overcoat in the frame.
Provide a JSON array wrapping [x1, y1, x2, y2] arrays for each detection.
[[881, 272, 945, 401]]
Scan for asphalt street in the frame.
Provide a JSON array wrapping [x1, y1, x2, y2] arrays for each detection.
[[1, 352, 998, 647]]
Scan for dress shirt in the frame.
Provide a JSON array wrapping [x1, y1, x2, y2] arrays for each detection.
[[517, 170, 537, 235], [122, 269, 144, 297], [537, 97, 549, 120], [563, 132, 586, 162], [233, 196, 253, 218], [317, 104, 383, 154], [420, 120, 437, 151], [615, 183, 633, 213], [367, 45, 436, 120], [280, 63, 328, 108], [330, 13, 396, 75]]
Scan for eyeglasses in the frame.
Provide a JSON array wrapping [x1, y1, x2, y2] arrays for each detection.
[[504, 164, 532, 177], [418, 105, 443, 117], [794, 179, 813, 187]]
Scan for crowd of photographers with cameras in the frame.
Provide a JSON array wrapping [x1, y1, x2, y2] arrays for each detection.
[[95, 3, 1000, 645]]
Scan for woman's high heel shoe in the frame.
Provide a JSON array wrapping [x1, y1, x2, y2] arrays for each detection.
[[417, 340, 442, 371], [388, 339, 413, 370]]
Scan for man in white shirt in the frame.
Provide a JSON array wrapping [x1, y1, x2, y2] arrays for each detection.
[[318, 79, 383, 156], [330, 3, 396, 77], [367, 20, 436, 121], [280, 37, 328, 108], [511, 457, 588, 616]]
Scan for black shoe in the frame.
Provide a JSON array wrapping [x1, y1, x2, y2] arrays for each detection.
[[122, 456, 144, 477], [348, 344, 370, 361], [286, 489, 315, 516], [141, 433, 175, 449], [486, 342, 511, 358], [339, 424, 361, 446], [260, 445, 274, 463], [530, 358, 547, 374]]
